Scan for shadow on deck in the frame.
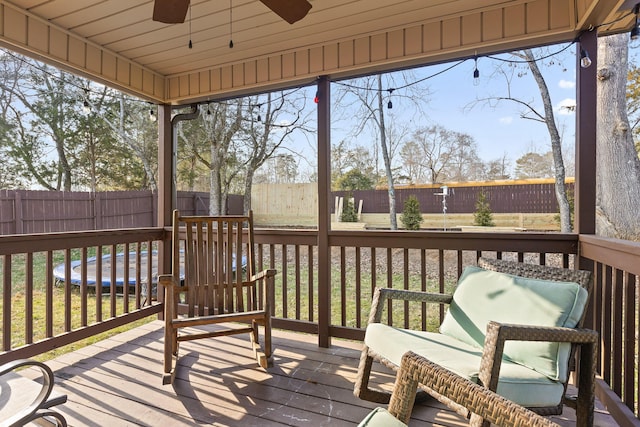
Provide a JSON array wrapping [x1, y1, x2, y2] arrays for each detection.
[[44, 321, 617, 426]]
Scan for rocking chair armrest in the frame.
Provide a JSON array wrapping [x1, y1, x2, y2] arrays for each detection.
[[479, 321, 598, 392], [158, 274, 180, 289], [250, 268, 277, 283], [369, 287, 453, 323]]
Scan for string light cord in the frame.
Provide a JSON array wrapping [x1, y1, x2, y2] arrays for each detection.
[[333, 59, 467, 92]]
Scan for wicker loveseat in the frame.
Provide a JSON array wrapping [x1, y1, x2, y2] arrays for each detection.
[[354, 257, 598, 427]]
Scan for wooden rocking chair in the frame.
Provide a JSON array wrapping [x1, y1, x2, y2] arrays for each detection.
[[159, 209, 277, 384]]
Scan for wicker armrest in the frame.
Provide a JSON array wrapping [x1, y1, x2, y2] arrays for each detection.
[[389, 351, 560, 427], [369, 287, 452, 323], [479, 321, 598, 427]]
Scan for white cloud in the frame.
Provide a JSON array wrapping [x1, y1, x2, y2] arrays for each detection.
[[556, 98, 576, 115], [558, 79, 575, 89], [499, 116, 513, 125]]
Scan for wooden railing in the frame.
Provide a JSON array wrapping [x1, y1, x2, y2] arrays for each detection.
[[0, 228, 165, 364], [579, 234, 640, 426], [0, 227, 638, 425], [253, 229, 579, 341]]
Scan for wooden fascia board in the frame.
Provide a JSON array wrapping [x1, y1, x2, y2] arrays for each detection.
[[165, 1, 581, 104], [0, 1, 166, 103]]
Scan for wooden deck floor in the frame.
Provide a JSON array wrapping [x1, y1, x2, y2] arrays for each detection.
[[41, 321, 618, 426]]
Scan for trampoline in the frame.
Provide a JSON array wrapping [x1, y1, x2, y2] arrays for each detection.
[[52, 250, 168, 288], [53, 250, 244, 289]]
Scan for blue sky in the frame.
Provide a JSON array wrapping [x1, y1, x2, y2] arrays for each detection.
[[422, 52, 578, 162], [280, 41, 639, 179]]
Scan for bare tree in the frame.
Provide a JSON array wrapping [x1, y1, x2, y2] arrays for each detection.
[[468, 49, 573, 231], [176, 91, 310, 215], [335, 73, 426, 230], [596, 34, 640, 240], [241, 91, 311, 214], [406, 125, 479, 183]]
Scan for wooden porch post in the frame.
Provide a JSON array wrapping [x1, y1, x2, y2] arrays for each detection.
[[575, 30, 597, 236], [157, 103, 173, 282], [317, 76, 332, 348], [575, 31, 597, 331]]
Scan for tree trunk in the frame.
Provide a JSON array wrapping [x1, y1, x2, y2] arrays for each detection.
[[596, 34, 640, 240], [209, 142, 223, 215], [523, 50, 572, 232], [377, 75, 397, 230]]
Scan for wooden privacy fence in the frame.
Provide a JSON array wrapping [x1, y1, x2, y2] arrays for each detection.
[[334, 180, 574, 214], [0, 190, 243, 235], [0, 180, 568, 234]]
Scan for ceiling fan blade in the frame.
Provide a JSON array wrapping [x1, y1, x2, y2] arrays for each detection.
[[259, 0, 312, 24], [153, 0, 190, 24]]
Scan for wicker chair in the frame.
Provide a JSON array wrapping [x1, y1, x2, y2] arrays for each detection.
[[159, 210, 277, 384], [359, 351, 560, 427], [354, 257, 598, 427]]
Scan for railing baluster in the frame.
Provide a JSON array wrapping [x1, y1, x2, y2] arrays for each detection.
[[420, 250, 426, 331], [123, 243, 130, 313], [45, 251, 53, 338], [438, 249, 445, 323], [403, 248, 409, 329], [135, 242, 142, 308], [25, 252, 33, 344], [110, 245, 117, 318], [386, 247, 392, 326], [81, 247, 88, 327], [65, 248, 72, 332], [282, 244, 288, 319], [340, 246, 346, 326], [623, 271, 635, 411], [307, 245, 314, 322], [295, 245, 301, 320], [3, 254, 11, 351], [602, 265, 613, 384], [95, 245, 103, 322], [612, 268, 624, 395]]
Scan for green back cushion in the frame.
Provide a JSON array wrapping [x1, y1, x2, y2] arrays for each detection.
[[439, 266, 588, 381]]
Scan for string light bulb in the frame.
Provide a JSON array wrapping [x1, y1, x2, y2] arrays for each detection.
[[188, 3, 193, 49], [580, 49, 592, 68], [82, 99, 90, 114], [149, 108, 157, 122], [473, 57, 480, 86], [387, 89, 394, 109], [631, 5, 640, 40], [229, 0, 234, 48]]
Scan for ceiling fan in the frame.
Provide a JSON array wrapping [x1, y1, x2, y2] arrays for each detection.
[[153, 0, 312, 25]]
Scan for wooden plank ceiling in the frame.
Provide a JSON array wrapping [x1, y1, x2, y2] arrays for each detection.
[[0, 0, 635, 104]]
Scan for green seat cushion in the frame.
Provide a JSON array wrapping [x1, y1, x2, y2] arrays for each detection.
[[439, 266, 588, 382], [357, 407, 407, 427], [365, 323, 565, 408]]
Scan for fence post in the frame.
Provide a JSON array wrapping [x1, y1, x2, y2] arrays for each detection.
[[94, 192, 103, 230], [14, 190, 23, 234], [152, 192, 157, 227]]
